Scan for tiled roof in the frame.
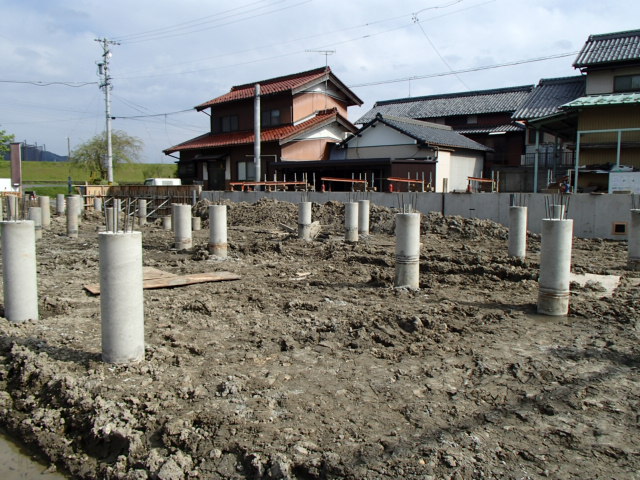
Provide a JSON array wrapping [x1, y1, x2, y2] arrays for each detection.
[[573, 29, 640, 68], [195, 66, 362, 110], [356, 85, 534, 124], [562, 92, 640, 108], [164, 109, 355, 154], [513, 76, 586, 120], [349, 114, 491, 152], [455, 123, 526, 134]]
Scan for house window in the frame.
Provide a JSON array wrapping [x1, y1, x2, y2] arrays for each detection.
[[261, 109, 281, 127], [614, 74, 640, 93], [467, 115, 478, 124], [221, 115, 239, 132], [237, 160, 256, 181]]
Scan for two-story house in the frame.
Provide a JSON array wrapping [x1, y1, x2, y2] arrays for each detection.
[[164, 67, 362, 190], [356, 85, 533, 174], [561, 29, 640, 192]]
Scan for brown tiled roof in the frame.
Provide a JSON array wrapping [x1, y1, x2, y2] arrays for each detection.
[[164, 109, 354, 154], [195, 66, 362, 110]]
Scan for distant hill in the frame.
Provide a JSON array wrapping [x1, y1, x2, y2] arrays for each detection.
[[2, 143, 68, 162]]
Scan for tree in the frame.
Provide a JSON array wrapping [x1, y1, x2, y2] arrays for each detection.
[[70, 130, 143, 183], [0, 128, 15, 159]]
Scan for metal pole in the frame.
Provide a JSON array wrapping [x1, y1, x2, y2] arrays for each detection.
[[533, 128, 540, 193], [254, 83, 261, 190]]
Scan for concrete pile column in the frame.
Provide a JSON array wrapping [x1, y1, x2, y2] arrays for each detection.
[[66, 195, 79, 238], [1, 221, 38, 322], [508, 206, 527, 259], [28, 207, 43, 240], [162, 215, 172, 230], [537, 218, 573, 316], [628, 209, 640, 270], [298, 201, 312, 241], [99, 231, 144, 364], [56, 193, 65, 216], [105, 208, 115, 232], [71, 194, 83, 225], [395, 212, 421, 289], [138, 199, 147, 226], [344, 202, 359, 243], [0, 197, 3, 221], [173, 204, 192, 250], [94, 197, 103, 212], [551, 204, 565, 220], [7, 195, 18, 220], [38, 196, 51, 229], [208, 204, 228, 259], [192, 216, 201, 231], [358, 199, 370, 236]]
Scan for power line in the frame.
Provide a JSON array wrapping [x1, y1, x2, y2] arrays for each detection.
[[0, 80, 97, 87], [112, 0, 274, 41], [114, 0, 312, 45], [115, 0, 485, 79], [348, 51, 579, 88], [113, 108, 194, 119]]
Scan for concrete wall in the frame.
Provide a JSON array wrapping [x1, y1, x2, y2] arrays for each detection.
[[201, 190, 636, 240]]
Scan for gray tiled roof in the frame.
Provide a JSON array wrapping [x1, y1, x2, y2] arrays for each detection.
[[456, 123, 525, 135], [573, 29, 640, 68], [356, 85, 533, 124], [513, 76, 586, 120], [351, 114, 491, 152]]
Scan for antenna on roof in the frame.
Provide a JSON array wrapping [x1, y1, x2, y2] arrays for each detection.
[[305, 50, 336, 110], [305, 49, 335, 70]]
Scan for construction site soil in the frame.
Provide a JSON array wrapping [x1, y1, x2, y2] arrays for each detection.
[[0, 198, 638, 479]]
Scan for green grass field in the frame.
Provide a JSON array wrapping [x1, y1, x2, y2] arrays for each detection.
[[0, 161, 178, 196]]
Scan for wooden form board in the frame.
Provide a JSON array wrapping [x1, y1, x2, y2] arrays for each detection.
[[84, 267, 240, 295]]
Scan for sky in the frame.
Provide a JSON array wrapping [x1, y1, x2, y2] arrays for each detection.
[[1, 0, 639, 163]]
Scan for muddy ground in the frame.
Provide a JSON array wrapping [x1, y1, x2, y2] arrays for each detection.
[[0, 198, 638, 480]]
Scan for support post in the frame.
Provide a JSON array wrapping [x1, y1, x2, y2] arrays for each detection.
[[38, 196, 51, 228], [298, 202, 312, 241], [395, 212, 420, 289], [344, 202, 359, 243], [99, 231, 144, 363], [628, 209, 640, 270], [508, 206, 527, 259], [537, 218, 573, 316], [208, 204, 228, 258], [27, 206, 42, 240], [358, 199, 370, 236], [1, 221, 39, 322], [173, 204, 192, 250]]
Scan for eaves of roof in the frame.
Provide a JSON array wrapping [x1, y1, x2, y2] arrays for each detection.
[[561, 92, 640, 108], [163, 109, 353, 154], [455, 123, 526, 135]]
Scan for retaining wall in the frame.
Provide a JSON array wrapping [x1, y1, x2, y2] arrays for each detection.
[[201, 191, 635, 240]]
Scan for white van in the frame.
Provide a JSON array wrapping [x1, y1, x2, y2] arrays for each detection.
[[144, 178, 182, 186]]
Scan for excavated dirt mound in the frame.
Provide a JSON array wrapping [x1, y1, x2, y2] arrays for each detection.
[[0, 199, 638, 479]]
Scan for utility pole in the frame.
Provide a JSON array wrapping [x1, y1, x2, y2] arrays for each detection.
[[95, 38, 119, 184], [254, 83, 261, 189]]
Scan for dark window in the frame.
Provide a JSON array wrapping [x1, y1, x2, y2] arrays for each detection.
[[221, 115, 239, 132], [261, 109, 281, 127], [237, 160, 256, 181], [467, 115, 478, 124], [614, 74, 640, 93]]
